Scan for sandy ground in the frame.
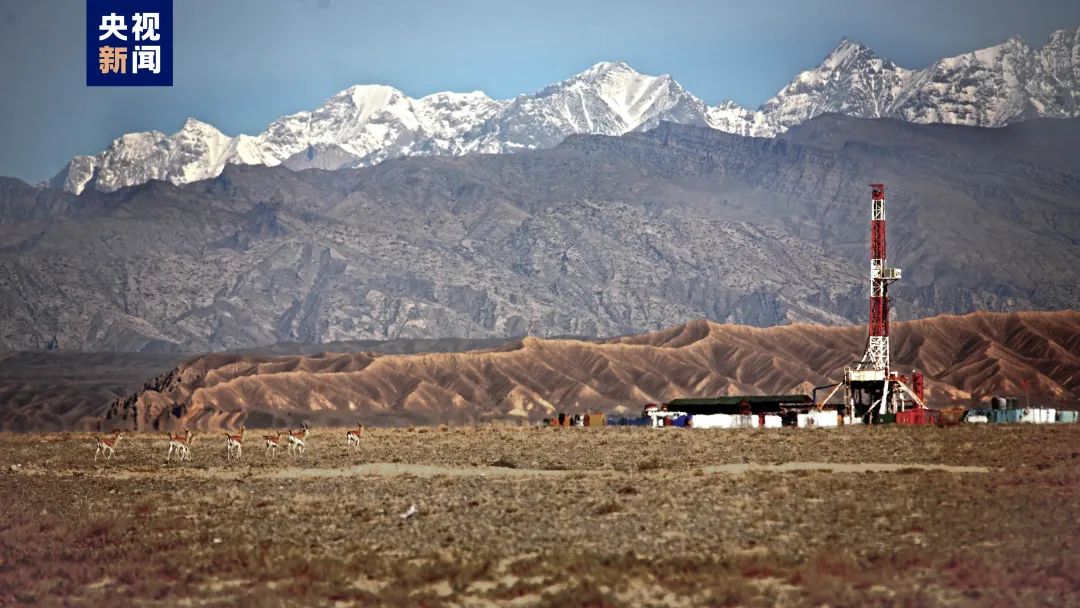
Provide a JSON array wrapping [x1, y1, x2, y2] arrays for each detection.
[[2, 425, 1079, 606]]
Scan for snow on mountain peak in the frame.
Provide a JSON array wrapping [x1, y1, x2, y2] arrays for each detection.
[[54, 29, 1080, 194], [476, 60, 713, 151], [759, 37, 910, 129], [825, 37, 872, 65], [574, 60, 638, 80], [179, 117, 221, 133], [1048, 26, 1080, 44], [573, 61, 686, 128], [337, 84, 404, 110]]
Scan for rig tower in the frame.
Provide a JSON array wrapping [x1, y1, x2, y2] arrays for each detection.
[[863, 183, 899, 373], [816, 184, 925, 421]]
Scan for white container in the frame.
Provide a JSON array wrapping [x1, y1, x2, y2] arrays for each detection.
[[763, 415, 782, 428], [967, 414, 989, 423], [688, 414, 709, 428], [691, 413, 734, 429], [797, 413, 810, 428], [809, 410, 839, 428], [1027, 408, 1054, 424]]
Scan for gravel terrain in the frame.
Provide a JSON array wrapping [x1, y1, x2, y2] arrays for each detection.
[[2, 425, 1078, 606]]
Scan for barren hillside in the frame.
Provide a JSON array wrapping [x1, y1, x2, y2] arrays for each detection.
[[4, 118, 1080, 352], [103, 310, 1080, 431]]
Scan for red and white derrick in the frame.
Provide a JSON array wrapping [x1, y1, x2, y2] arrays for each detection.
[[818, 184, 926, 421]]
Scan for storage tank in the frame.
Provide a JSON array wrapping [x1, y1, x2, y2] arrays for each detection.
[[991, 396, 1007, 410]]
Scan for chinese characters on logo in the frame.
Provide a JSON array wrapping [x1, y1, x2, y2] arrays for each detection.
[[87, 1, 172, 86], [98, 12, 160, 74]]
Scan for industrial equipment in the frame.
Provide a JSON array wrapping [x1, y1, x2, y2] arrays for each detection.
[[816, 184, 925, 422]]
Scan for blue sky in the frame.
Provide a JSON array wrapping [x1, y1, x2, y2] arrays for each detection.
[[1, 0, 1078, 183]]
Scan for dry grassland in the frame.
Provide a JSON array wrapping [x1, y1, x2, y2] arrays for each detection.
[[2, 425, 1079, 606]]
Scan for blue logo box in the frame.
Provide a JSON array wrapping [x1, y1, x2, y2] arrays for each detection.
[[87, 0, 173, 86]]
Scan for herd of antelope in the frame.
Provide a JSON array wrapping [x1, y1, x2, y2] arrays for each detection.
[[92, 422, 365, 464]]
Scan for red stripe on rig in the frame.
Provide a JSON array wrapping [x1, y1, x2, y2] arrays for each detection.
[[869, 296, 888, 337], [871, 220, 886, 260]]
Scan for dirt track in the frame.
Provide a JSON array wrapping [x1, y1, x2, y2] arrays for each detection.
[[2, 425, 1079, 606]]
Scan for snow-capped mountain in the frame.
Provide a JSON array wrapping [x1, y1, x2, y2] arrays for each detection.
[[55, 87, 510, 193], [10, 118, 1080, 352], [266, 86, 508, 171], [52, 118, 259, 195], [55, 27, 1080, 194], [758, 38, 914, 130], [889, 36, 1064, 126], [58, 61, 749, 194], [471, 61, 714, 152], [762, 28, 1080, 129]]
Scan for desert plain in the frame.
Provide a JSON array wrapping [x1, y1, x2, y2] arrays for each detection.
[[2, 424, 1079, 607]]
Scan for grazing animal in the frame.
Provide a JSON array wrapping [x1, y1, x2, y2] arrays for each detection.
[[346, 423, 364, 449], [262, 431, 283, 458], [178, 430, 197, 461], [94, 430, 123, 462], [224, 426, 245, 460], [286, 424, 308, 456], [166, 429, 190, 462]]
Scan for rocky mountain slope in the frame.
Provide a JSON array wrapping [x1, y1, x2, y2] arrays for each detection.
[[3, 116, 1079, 352], [53, 27, 1080, 194], [97, 310, 1080, 431], [0, 352, 186, 432], [0, 337, 516, 432]]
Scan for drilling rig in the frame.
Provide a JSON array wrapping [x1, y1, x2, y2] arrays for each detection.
[[817, 184, 925, 422]]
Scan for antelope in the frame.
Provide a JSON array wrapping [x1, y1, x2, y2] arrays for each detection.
[[94, 430, 123, 462], [166, 429, 190, 462], [346, 423, 364, 449], [224, 426, 245, 460], [262, 431, 283, 458], [178, 430, 197, 461], [286, 423, 309, 456]]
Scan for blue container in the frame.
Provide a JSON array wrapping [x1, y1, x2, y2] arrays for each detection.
[[1001, 409, 1022, 423], [1056, 411, 1078, 424]]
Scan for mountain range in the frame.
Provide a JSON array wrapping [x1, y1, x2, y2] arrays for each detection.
[[53, 27, 1080, 194], [3, 114, 1078, 352]]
